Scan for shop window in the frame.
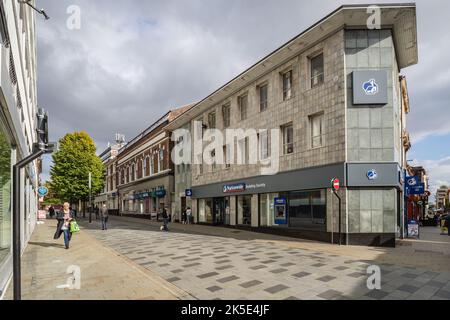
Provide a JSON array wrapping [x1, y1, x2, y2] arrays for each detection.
[[310, 113, 324, 148], [0, 125, 12, 265], [238, 94, 248, 121], [259, 193, 279, 227], [281, 189, 326, 230], [310, 53, 324, 88], [259, 84, 268, 112], [238, 195, 252, 225], [282, 71, 292, 101], [282, 123, 294, 154]]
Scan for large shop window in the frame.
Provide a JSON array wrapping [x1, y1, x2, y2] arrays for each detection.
[[259, 193, 279, 226], [237, 195, 252, 225], [198, 199, 213, 223], [0, 124, 12, 265], [281, 190, 326, 230]]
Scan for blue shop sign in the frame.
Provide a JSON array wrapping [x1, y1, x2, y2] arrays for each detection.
[[406, 176, 420, 188], [185, 189, 193, 197], [38, 186, 48, 197], [408, 183, 425, 195], [274, 198, 288, 225], [223, 183, 246, 193], [155, 189, 166, 197]]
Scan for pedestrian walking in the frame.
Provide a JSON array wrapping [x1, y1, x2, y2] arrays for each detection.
[[446, 214, 450, 236], [49, 205, 55, 219], [95, 205, 99, 220], [54, 202, 74, 249], [161, 207, 169, 231], [181, 209, 187, 224], [100, 204, 109, 230], [186, 207, 192, 224]]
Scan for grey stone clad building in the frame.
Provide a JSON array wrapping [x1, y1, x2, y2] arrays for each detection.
[[166, 4, 418, 247]]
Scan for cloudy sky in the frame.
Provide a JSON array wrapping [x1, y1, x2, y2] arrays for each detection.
[[37, 0, 450, 198]]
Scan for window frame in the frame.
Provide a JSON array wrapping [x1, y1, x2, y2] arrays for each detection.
[[310, 53, 324, 88], [238, 94, 248, 121], [282, 123, 294, 155], [222, 104, 231, 128], [259, 84, 268, 112], [309, 112, 324, 149], [282, 70, 292, 101]]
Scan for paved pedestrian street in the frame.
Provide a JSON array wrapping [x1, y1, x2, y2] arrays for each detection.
[[77, 216, 450, 300]]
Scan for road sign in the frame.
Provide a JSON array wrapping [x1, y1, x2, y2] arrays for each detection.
[[332, 178, 340, 191], [37, 186, 48, 197]]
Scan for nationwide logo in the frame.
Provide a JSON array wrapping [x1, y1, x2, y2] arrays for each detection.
[[223, 183, 246, 193], [362, 79, 379, 95], [367, 169, 378, 181], [407, 178, 418, 186]]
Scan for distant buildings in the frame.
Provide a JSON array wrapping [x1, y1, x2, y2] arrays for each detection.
[[436, 186, 449, 209]]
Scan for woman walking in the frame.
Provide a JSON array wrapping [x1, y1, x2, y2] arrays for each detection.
[[54, 202, 74, 249]]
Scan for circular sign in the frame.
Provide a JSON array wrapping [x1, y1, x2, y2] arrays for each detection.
[[332, 178, 340, 191], [38, 186, 49, 197], [367, 169, 378, 180]]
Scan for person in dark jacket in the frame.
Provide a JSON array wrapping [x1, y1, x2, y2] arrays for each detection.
[[48, 206, 56, 219], [100, 204, 109, 230], [161, 207, 169, 231], [54, 202, 74, 249]]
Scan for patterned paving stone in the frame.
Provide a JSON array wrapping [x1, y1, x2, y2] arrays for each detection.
[[364, 290, 390, 300], [435, 289, 450, 299], [240, 280, 262, 288], [316, 276, 336, 282], [166, 277, 181, 283], [264, 284, 289, 294], [183, 262, 201, 268], [215, 260, 232, 264], [207, 286, 222, 293], [171, 269, 183, 274], [347, 272, 365, 278], [397, 285, 420, 294], [312, 263, 326, 267], [334, 266, 349, 271], [292, 272, 311, 278], [270, 268, 288, 274], [197, 272, 219, 279], [280, 262, 296, 267], [217, 275, 240, 283], [317, 289, 343, 299], [250, 265, 267, 270], [261, 260, 276, 264]]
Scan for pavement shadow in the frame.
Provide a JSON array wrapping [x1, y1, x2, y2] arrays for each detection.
[[28, 241, 66, 249]]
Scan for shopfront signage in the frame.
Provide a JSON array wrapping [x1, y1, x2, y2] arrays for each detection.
[[38, 186, 48, 197], [352, 70, 388, 105], [223, 183, 246, 193], [408, 183, 425, 195], [406, 176, 420, 187], [185, 189, 193, 197], [367, 169, 378, 181], [155, 189, 166, 197], [274, 198, 288, 225]]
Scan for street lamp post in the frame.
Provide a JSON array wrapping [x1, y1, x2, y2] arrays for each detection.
[[88, 172, 92, 223]]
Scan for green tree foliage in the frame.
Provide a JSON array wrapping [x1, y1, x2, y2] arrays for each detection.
[[50, 132, 104, 203]]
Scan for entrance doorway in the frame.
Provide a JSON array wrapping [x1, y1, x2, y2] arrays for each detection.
[[213, 198, 225, 225]]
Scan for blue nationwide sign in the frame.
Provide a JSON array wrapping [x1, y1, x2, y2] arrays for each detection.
[[223, 183, 246, 193]]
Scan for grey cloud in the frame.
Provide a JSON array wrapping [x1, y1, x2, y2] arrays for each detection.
[[37, 0, 450, 182]]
